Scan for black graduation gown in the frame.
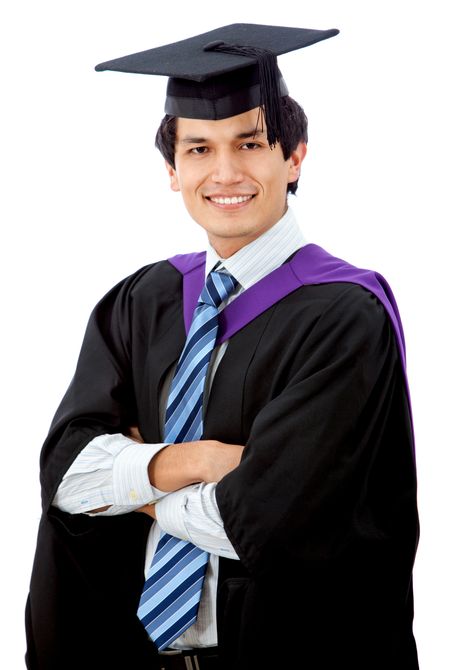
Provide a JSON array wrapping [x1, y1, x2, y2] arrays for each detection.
[[25, 247, 419, 669]]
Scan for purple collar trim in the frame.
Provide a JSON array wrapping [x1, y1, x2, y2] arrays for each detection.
[[169, 251, 206, 338], [168, 243, 406, 368]]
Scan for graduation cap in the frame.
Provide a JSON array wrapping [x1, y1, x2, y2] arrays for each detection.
[[95, 23, 339, 148]]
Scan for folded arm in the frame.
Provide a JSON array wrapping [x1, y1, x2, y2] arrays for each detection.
[[53, 427, 244, 516]]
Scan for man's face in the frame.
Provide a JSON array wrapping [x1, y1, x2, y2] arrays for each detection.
[[166, 107, 306, 257]]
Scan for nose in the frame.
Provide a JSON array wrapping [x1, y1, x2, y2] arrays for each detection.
[[210, 149, 244, 185]]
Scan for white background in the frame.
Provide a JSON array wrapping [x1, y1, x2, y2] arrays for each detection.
[[1, 1, 449, 667]]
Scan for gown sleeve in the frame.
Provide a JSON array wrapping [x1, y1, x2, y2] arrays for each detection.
[[215, 283, 416, 576], [39, 266, 149, 512]]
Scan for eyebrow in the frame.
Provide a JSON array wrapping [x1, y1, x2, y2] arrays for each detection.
[[236, 129, 265, 140], [179, 129, 265, 144]]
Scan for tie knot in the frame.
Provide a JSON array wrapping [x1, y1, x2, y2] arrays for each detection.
[[200, 270, 238, 308]]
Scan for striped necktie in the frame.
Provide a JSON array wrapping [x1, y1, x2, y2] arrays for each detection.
[[138, 269, 238, 651]]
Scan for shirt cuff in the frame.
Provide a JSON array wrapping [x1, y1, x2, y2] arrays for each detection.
[[155, 486, 196, 541], [111, 442, 170, 506], [155, 484, 239, 559]]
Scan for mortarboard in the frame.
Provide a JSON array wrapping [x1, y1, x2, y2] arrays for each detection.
[[95, 23, 339, 148]]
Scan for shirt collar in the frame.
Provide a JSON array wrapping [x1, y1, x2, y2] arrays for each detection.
[[205, 207, 307, 290]]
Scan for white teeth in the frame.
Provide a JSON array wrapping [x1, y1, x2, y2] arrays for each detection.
[[210, 195, 253, 205]]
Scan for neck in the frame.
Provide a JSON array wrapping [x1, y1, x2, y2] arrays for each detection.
[[209, 238, 255, 259], [208, 207, 289, 259]]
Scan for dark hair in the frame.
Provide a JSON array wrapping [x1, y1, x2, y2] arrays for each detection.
[[155, 96, 308, 196]]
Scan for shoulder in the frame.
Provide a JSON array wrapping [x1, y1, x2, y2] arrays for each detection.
[[274, 281, 395, 371], [288, 243, 398, 333], [95, 258, 183, 309], [85, 259, 184, 344], [282, 281, 389, 330], [321, 281, 387, 320]]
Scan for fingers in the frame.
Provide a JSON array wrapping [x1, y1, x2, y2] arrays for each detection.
[[135, 503, 157, 518], [127, 426, 144, 443]]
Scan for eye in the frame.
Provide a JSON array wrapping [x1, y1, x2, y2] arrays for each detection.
[[240, 142, 262, 150], [189, 146, 209, 155]]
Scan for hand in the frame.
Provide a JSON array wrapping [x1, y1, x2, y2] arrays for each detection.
[[148, 440, 245, 492], [127, 425, 144, 443], [195, 440, 244, 483], [135, 503, 157, 519]]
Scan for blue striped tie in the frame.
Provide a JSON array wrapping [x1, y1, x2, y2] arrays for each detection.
[[138, 270, 238, 651]]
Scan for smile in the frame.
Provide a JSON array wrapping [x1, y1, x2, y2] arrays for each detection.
[[207, 195, 255, 205]]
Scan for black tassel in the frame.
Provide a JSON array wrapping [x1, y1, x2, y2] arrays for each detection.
[[204, 41, 283, 149]]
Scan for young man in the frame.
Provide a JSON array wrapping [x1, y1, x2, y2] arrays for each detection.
[[26, 24, 419, 669]]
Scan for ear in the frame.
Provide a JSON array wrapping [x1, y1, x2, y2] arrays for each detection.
[[287, 142, 307, 183], [165, 161, 180, 192]]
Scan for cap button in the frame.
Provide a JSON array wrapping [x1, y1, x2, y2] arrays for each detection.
[[203, 40, 225, 51]]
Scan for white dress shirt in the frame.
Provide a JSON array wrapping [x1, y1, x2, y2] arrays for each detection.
[[53, 206, 307, 648]]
